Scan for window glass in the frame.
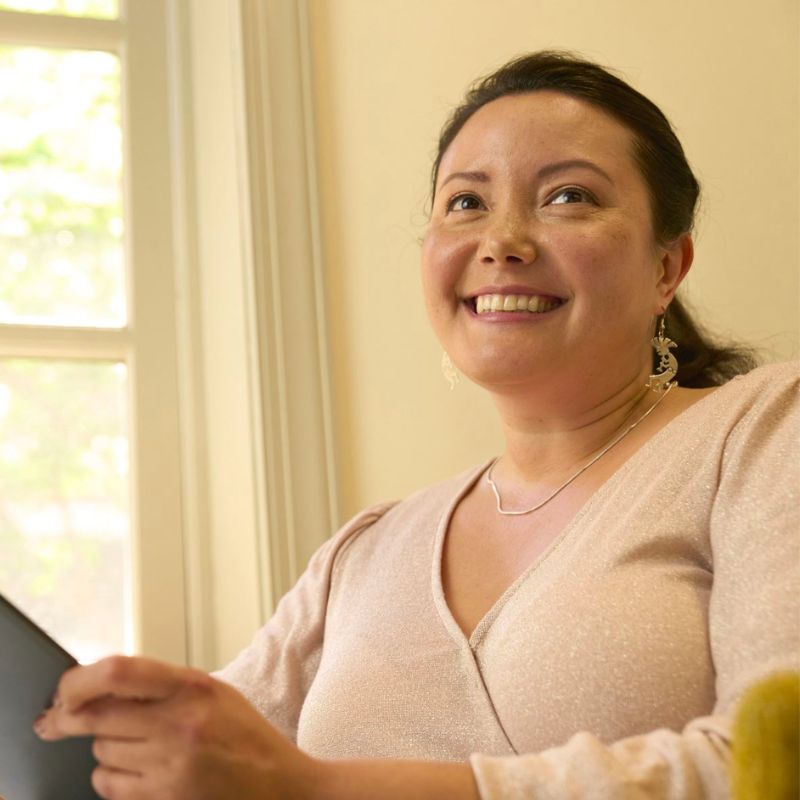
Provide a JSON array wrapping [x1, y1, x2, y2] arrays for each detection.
[[0, 0, 118, 18], [0, 358, 131, 663], [0, 46, 125, 327]]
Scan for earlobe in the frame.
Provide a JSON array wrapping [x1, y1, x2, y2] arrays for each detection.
[[656, 234, 694, 311]]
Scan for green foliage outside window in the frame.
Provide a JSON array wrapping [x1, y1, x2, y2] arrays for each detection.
[[0, 46, 124, 326], [0, 42, 129, 659]]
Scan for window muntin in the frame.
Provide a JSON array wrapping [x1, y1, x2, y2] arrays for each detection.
[[0, 0, 117, 20]]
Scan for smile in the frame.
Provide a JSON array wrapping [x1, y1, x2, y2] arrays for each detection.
[[472, 294, 565, 314]]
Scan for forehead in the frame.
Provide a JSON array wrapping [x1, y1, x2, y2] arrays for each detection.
[[438, 90, 639, 183]]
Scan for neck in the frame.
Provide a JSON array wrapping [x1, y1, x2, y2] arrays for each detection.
[[489, 365, 655, 486]]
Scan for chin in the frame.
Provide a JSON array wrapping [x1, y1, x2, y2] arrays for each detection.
[[457, 352, 552, 391]]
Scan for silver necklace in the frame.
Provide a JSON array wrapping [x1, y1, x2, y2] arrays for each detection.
[[486, 383, 675, 516]]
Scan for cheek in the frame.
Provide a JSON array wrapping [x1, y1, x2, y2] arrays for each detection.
[[420, 229, 474, 305], [557, 226, 649, 290], [542, 230, 620, 297]]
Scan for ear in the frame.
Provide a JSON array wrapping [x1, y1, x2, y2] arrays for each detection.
[[654, 233, 694, 313]]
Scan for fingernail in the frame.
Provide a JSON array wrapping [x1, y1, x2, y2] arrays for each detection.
[[32, 712, 47, 737]]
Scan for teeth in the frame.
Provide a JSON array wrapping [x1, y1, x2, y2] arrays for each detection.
[[474, 293, 562, 315]]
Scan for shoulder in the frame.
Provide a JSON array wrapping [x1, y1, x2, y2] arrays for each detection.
[[316, 500, 399, 566], [696, 361, 799, 452], [718, 361, 799, 432], [681, 361, 798, 433], [377, 463, 489, 526], [707, 363, 799, 493], [712, 361, 798, 406], [324, 463, 489, 561]]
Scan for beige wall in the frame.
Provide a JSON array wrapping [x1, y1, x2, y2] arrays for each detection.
[[309, 0, 800, 520]]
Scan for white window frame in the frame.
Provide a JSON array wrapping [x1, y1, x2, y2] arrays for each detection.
[[173, 0, 339, 669], [0, 0, 339, 671], [0, 0, 187, 663]]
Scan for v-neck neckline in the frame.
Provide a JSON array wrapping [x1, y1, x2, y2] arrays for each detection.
[[430, 382, 726, 651]]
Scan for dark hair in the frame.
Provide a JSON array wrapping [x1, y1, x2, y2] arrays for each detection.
[[432, 51, 757, 386]]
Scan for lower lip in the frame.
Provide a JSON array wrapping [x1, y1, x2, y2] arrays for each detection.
[[464, 301, 566, 322]]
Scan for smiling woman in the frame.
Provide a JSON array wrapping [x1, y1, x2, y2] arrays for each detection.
[[423, 88, 686, 400], [35, 51, 798, 800]]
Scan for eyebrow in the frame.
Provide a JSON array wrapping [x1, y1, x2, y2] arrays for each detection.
[[437, 159, 613, 190], [537, 159, 613, 184], [438, 170, 490, 189]]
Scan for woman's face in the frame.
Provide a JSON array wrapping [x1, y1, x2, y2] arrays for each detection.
[[422, 90, 690, 396]]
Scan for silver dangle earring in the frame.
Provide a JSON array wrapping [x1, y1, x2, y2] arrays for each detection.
[[441, 351, 460, 390], [646, 314, 678, 392]]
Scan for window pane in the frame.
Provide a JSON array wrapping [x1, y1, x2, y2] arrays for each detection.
[[0, 46, 125, 327], [0, 358, 131, 663], [0, 0, 117, 18]]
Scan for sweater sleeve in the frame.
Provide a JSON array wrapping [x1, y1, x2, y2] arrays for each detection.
[[213, 503, 394, 742], [470, 368, 800, 800]]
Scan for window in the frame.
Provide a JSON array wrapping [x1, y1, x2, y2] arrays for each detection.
[[0, 0, 186, 663], [0, 0, 340, 672]]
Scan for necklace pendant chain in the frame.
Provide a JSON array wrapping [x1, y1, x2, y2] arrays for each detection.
[[486, 383, 675, 517]]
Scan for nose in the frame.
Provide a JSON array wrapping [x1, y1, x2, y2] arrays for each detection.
[[478, 214, 537, 267]]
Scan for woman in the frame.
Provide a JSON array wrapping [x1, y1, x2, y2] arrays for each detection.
[[35, 52, 798, 799]]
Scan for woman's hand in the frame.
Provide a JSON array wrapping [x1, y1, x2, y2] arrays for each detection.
[[32, 655, 324, 800]]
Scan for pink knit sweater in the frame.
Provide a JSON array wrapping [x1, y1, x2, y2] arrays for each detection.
[[217, 362, 799, 799]]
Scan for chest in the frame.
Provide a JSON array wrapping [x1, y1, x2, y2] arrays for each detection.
[[297, 486, 716, 759], [441, 481, 597, 640]]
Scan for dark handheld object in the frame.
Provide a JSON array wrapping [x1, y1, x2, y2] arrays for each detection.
[[0, 591, 101, 800]]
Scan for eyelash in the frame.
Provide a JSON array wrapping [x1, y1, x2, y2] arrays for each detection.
[[444, 186, 597, 214], [548, 186, 597, 205], [445, 193, 484, 213]]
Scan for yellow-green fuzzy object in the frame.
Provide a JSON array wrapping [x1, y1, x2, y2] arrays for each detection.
[[731, 671, 800, 800]]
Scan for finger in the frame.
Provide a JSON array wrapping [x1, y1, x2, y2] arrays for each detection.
[[91, 765, 143, 800], [92, 737, 151, 774], [55, 656, 189, 712], [35, 696, 156, 740]]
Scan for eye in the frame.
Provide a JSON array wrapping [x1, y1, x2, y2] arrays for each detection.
[[446, 193, 485, 213], [548, 187, 596, 205]]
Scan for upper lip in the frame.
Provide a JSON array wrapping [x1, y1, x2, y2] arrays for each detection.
[[466, 285, 567, 300]]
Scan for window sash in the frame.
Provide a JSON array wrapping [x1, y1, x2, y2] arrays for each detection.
[[0, 7, 122, 51], [0, 0, 186, 663], [0, 0, 342, 671]]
